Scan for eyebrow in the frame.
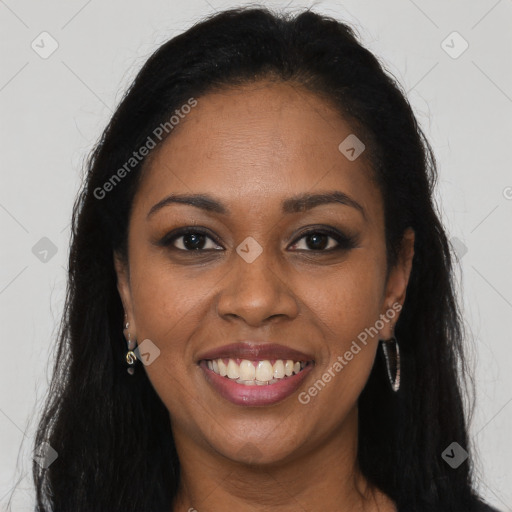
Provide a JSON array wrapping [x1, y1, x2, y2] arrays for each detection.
[[147, 191, 366, 220]]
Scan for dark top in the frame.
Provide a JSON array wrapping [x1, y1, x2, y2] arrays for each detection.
[[472, 501, 502, 512]]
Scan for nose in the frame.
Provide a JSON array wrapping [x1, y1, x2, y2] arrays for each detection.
[[216, 248, 299, 327]]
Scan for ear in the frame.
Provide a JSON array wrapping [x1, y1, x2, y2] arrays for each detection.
[[379, 227, 415, 339], [113, 251, 137, 338]]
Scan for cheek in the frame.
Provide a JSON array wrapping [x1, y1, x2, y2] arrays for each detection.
[[296, 253, 386, 392], [126, 247, 230, 405], [126, 256, 212, 418], [129, 228, 215, 313], [302, 255, 385, 340]]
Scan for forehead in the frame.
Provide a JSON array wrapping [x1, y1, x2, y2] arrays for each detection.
[[135, 80, 382, 221]]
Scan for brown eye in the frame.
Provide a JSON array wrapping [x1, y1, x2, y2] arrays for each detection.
[[289, 228, 358, 252], [159, 228, 223, 251]]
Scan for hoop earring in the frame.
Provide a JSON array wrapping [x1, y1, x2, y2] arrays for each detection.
[[380, 335, 400, 392], [124, 319, 137, 376]]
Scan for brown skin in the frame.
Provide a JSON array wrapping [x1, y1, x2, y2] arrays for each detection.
[[115, 80, 414, 512]]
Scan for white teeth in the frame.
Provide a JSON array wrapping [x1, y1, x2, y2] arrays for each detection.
[[226, 359, 240, 379], [206, 358, 308, 384], [273, 360, 285, 379], [239, 359, 256, 380], [255, 360, 273, 381], [235, 379, 256, 385], [218, 359, 227, 376]]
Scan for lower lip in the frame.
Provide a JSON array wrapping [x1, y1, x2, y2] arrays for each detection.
[[199, 361, 313, 406]]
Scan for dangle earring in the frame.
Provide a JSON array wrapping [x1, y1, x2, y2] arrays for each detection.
[[124, 316, 137, 375], [380, 327, 401, 392]]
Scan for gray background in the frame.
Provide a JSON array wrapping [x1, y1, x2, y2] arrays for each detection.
[[1, 0, 511, 510]]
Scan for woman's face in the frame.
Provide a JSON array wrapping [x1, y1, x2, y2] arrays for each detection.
[[115, 80, 414, 465]]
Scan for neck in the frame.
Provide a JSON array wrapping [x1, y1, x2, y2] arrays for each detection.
[[171, 406, 393, 512]]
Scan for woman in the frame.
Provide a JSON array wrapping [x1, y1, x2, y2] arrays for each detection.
[[32, 6, 501, 512]]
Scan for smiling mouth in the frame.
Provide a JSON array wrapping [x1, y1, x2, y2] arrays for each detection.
[[201, 358, 311, 386], [196, 342, 315, 405]]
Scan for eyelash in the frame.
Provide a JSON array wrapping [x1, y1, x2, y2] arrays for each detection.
[[158, 226, 358, 253]]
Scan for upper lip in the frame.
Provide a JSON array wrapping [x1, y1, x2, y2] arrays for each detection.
[[197, 342, 314, 362]]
